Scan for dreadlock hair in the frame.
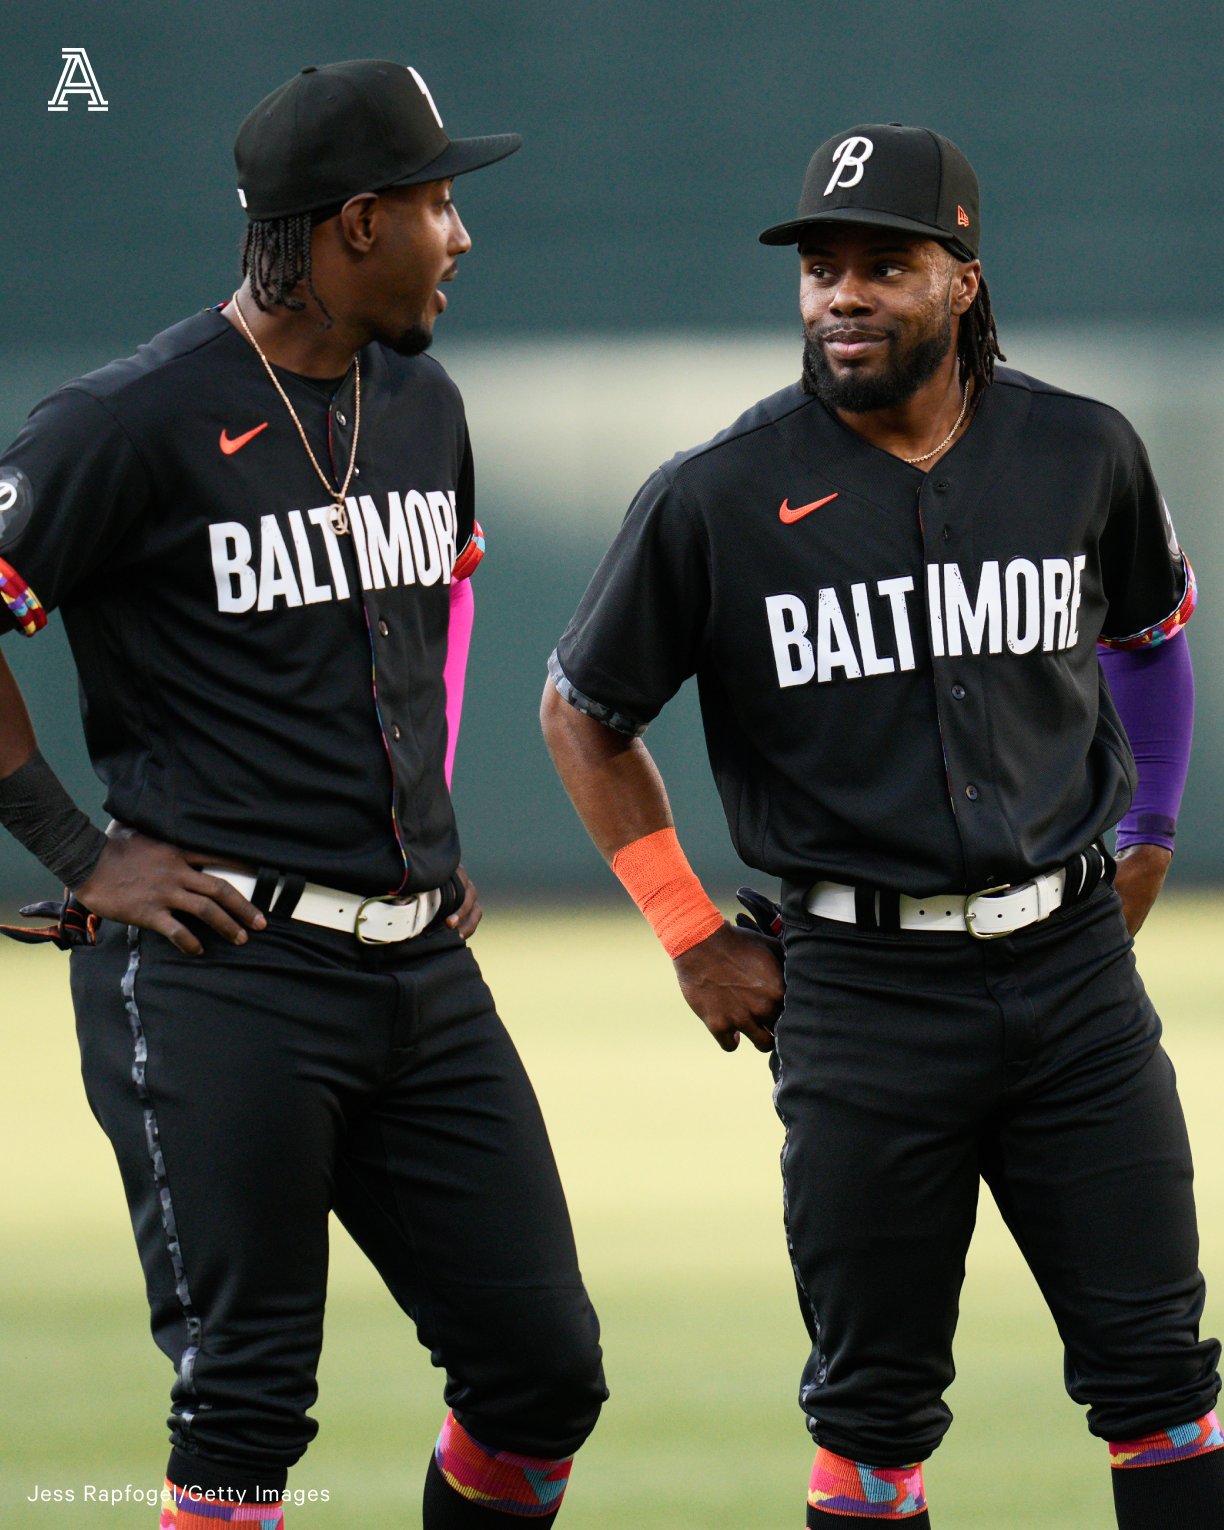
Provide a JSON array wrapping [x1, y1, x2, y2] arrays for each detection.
[[240, 205, 339, 321], [956, 270, 1005, 391]]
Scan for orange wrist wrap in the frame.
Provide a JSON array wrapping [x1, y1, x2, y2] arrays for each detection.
[[611, 827, 724, 958]]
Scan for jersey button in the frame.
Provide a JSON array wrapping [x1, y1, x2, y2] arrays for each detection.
[[964, 783, 979, 801], [391, 723, 402, 741], [335, 411, 347, 426], [951, 683, 965, 700], [935, 479, 950, 492], [378, 619, 389, 637]]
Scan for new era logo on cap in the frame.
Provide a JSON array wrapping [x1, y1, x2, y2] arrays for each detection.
[[760, 123, 981, 262]]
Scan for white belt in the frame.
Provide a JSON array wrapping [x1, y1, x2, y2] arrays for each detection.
[[805, 869, 1068, 939], [204, 869, 442, 945]]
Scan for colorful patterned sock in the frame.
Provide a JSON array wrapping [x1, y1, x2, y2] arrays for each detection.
[[1108, 1411, 1224, 1470], [429, 1411, 572, 1522], [159, 1479, 284, 1529], [1110, 1430, 1224, 1529], [806, 1448, 928, 1520]]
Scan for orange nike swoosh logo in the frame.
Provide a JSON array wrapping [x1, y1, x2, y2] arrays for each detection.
[[219, 421, 269, 455], [779, 492, 839, 523]]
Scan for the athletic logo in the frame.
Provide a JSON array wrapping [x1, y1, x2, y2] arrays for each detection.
[[823, 136, 873, 195], [957, 205, 971, 228], [219, 422, 270, 456], [780, 492, 839, 524], [47, 48, 108, 112]]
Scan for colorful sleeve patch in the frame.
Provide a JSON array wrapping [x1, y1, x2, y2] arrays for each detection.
[[452, 519, 486, 582], [1099, 552, 1196, 651], [0, 555, 46, 635]]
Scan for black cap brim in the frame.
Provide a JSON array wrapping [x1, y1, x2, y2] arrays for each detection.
[[758, 206, 974, 261], [388, 132, 523, 186]]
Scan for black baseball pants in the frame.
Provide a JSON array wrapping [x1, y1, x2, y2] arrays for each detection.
[[70, 916, 606, 1493], [774, 879, 1220, 1466]]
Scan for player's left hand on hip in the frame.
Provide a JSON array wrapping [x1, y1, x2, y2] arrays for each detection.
[[673, 922, 784, 1054], [445, 862, 482, 939], [1113, 842, 1173, 937]]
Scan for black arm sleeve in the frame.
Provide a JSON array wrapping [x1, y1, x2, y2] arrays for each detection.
[[0, 749, 106, 887]]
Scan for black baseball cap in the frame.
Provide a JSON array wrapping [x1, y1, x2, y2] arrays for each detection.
[[234, 60, 522, 221], [759, 124, 980, 261]]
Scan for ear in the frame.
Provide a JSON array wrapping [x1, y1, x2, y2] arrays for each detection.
[[336, 193, 381, 255], [950, 258, 982, 316]]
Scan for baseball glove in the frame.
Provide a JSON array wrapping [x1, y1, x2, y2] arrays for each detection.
[[735, 885, 783, 941], [0, 890, 99, 949]]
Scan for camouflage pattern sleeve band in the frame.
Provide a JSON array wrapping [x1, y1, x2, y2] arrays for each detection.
[[611, 827, 724, 958], [0, 556, 46, 635]]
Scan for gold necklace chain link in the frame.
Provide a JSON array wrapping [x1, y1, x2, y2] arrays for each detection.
[[902, 379, 970, 467], [230, 291, 361, 534]]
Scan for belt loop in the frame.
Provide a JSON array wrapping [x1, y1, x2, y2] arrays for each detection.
[[876, 889, 901, 934], [438, 873, 465, 922], [270, 873, 305, 919], [251, 867, 280, 914], [1061, 845, 1105, 909], [853, 886, 878, 931]]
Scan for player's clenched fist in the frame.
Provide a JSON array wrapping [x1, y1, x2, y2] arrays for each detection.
[[673, 922, 784, 1053], [75, 827, 267, 955]]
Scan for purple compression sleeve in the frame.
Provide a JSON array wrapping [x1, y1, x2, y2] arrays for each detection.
[[1099, 630, 1194, 853]]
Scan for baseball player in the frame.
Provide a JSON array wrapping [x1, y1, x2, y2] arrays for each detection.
[[541, 124, 1219, 1527], [0, 61, 604, 1529]]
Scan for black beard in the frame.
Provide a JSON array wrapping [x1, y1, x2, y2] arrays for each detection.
[[390, 323, 433, 357], [801, 309, 953, 412]]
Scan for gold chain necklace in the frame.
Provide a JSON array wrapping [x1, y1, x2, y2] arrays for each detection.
[[230, 291, 360, 534], [902, 379, 970, 466]]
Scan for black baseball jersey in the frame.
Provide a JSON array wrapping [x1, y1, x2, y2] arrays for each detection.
[[0, 307, 478, 895], [551, 367, 1195, 893]]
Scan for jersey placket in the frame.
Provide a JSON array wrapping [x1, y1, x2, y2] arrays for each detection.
[[917, 468, 1007, 891], [326, 374, 412, 895]]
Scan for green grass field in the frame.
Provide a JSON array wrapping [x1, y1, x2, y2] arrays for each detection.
[[4, 897, 1223, 1529]]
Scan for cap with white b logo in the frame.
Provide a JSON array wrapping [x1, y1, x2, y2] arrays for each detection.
[[759, 123, 980, 260], [234, 59, 522, 222]]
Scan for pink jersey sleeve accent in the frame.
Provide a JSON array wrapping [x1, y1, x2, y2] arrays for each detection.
[[443, 576, 475, 788]]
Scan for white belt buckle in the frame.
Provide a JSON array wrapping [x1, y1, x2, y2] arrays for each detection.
[[964, 882, 1014, 941], [354, 888, 441, 945], [354, 893, 410, 946]]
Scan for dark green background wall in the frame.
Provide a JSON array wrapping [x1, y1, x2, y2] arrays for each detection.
[[4, 1, 1222, 342], [2, 1, 1221, 901]]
